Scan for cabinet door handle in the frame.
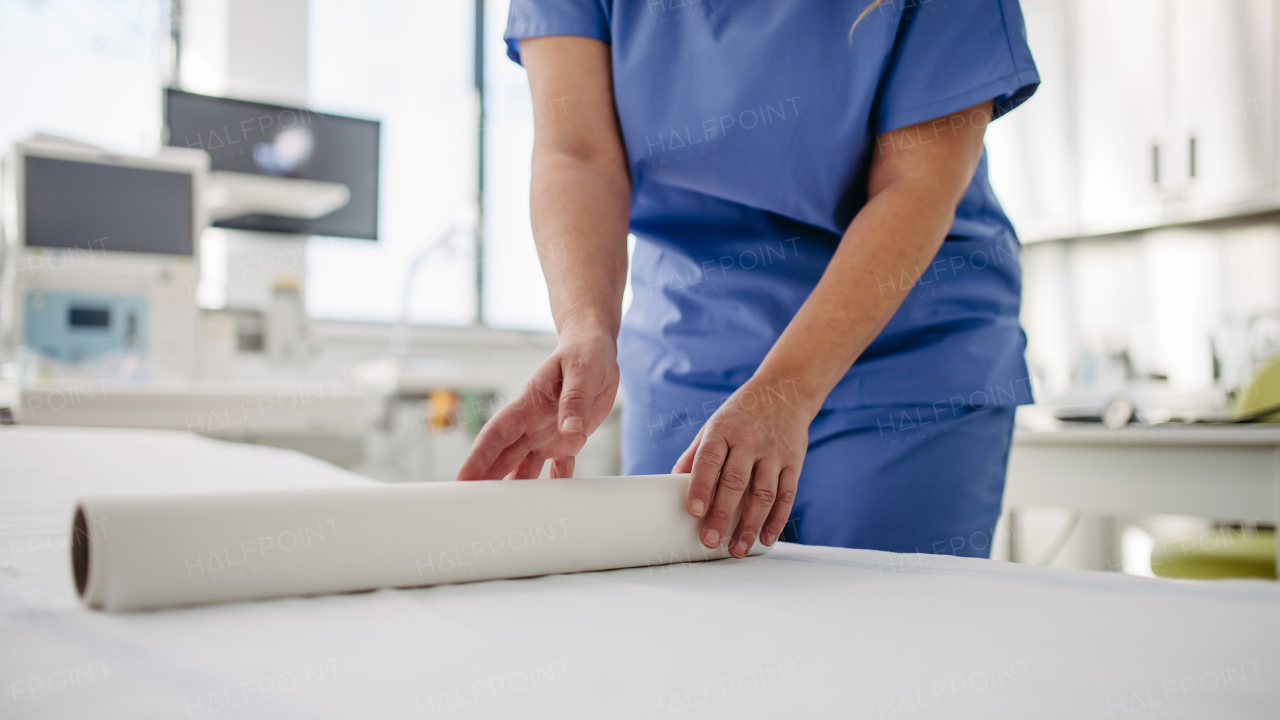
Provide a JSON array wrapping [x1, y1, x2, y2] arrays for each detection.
[[1189, 136, 1197, 179], [1151, 143, 1160, 185]]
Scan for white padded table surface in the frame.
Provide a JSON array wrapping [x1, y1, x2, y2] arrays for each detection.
[[2, 426, 1278, 719]]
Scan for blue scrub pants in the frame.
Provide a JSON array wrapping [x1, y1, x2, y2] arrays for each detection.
[[622, 396, 1016, 558]]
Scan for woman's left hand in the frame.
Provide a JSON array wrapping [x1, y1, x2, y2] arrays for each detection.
[[672, 374, 817, 558]]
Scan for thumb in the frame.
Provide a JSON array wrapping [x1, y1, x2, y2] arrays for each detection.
[[557, 359, 594, 437]]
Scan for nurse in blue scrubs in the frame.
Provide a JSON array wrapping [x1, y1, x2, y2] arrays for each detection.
[[458, 0, 1040, 560]]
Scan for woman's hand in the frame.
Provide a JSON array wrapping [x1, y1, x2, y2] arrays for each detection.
[[673, 373, 817, 558], [456, 328, 618, 481], [455, 35, 628, 483]]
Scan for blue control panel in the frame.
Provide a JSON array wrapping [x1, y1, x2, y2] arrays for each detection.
[[24, 291, 148, 363]]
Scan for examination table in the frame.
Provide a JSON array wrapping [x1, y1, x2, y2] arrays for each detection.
[[2, 426, 1277, 718]]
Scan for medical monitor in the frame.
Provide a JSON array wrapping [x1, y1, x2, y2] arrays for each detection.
[[24, 155, 195, 256], [165, 89, 380, 240], [7, 141, 204, 257]]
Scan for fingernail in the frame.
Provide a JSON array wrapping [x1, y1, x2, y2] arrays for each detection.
[[560, 416, 584, 433], [761, 531, 776, 546], [703, 529, 720, 548], [732, 541, 749, 557], [690, 499, 705, 517]]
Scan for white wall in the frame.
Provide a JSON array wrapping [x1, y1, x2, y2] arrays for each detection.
[[180, 0, 308, 104]]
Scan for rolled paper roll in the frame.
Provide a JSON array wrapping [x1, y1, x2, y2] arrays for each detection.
[[72, 474, 768, 611]]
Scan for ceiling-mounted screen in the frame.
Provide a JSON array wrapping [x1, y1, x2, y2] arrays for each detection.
[[165, 89, 379, 240]]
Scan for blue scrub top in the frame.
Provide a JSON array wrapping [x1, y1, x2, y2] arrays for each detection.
[[505, 0, 1040, 411]]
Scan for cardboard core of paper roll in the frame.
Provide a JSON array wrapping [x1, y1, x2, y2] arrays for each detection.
[[72, 506, 89, 598]]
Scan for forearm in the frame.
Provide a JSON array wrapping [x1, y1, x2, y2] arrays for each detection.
[[529, 151, 631, 341], [458, 33, 631, 480], [755, 101, 992, 416], [756, 181, 958, 414], [520, 35, 631, 344]]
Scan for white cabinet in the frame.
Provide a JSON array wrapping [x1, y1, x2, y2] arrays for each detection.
[[1168, 0, 1275, 219], [1074, 0, 1172, 236], [988, 0, 1278, 242], [985, 0, 1078, 242]]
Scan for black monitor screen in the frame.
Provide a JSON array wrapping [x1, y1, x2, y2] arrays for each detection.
[[165, 89, 379, 240], [24, 156, 194, 255], [69, 307, 111, 328]]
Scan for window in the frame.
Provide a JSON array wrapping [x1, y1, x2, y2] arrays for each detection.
[[305, 0, 477, 326], [0, 0, 164, 153], [482, 0, 553, 331], [482, 0, 631, 330]]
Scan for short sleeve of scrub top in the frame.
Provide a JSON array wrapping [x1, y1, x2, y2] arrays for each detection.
[[504, 0, 608, 63], [872, 0, 1040, 133], [504, 0, 1040, 413]]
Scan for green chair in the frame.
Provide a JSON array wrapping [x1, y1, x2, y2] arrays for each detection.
[[1233, 355, 1280, 421], [1151, 529, 1277, 580]]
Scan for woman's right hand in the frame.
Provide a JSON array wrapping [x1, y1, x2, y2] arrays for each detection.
[[456, 36, 628, 481], [455, 327, 619, 481]]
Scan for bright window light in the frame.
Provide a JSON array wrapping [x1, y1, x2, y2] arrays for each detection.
[[306, 0, 477, 326], [0, 0, 163, 153], [482, 0, 554, 331]]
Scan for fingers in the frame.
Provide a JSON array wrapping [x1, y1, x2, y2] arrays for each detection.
[[549, 456, 575, 479], [458, 357, 560, 480], [672, 426, 705, 474], [457, 336, 618, 482], [686, 431, 726, 523], [699, 444, 753, 550], [728, 460, 780, 558], [760, 465, 800, 546], [483, 433, 538, 481], [455, 405, 528, 480], [512, 452, 547, 480], [557, 357, 593, 437]]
